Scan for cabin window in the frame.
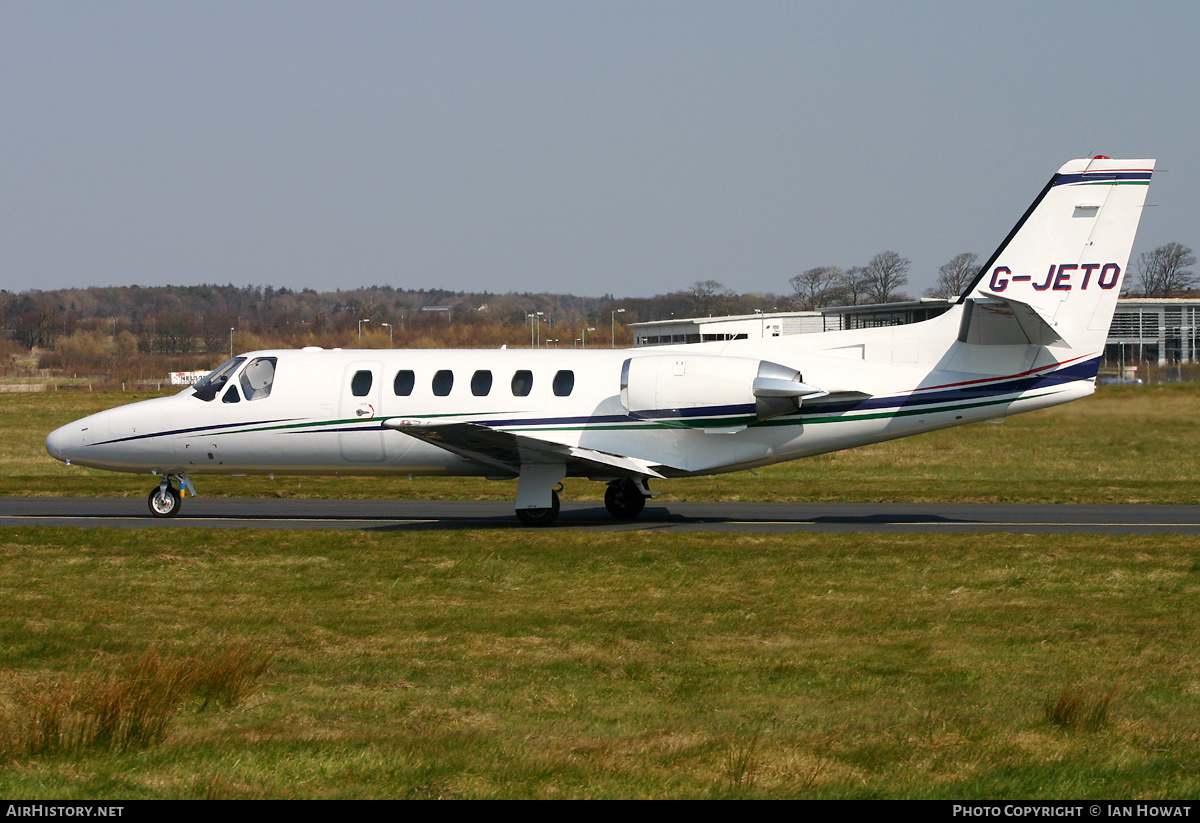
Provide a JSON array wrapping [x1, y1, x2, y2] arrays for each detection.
[[471, 370, 492, 396], [351, 370, 373, 397], [432, 370, 454, 396], [511, 370, 533, 397], [222, 386, 241, 404], [393, 370, 415, 396], [239, 357, 277, 401], [553, 370, 574, 397], [192, 357, 245, 402]]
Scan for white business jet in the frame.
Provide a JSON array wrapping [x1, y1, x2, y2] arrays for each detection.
[[45, 157, 1154, 525]]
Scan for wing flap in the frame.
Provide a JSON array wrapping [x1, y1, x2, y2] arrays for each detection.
[[383, 419, 669, 479]]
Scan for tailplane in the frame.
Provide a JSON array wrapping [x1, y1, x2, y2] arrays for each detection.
[[958, 157, 1154, 357]]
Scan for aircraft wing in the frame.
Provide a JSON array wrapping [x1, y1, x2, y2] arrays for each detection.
[[382, 419, 670, 479]]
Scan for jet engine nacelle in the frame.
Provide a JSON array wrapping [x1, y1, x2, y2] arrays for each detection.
[[620, 354, 826, 423]]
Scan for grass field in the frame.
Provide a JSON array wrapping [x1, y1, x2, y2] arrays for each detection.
[[1, 528, 1199, 799], [2, 388, 1199, 798]]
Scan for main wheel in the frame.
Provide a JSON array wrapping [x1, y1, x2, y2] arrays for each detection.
[[604, 478, 646, 520], [147, 485, 182, 518], [516, 489, 560, 526]]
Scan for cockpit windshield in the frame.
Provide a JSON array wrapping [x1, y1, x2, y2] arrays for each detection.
[[192, 357, 246, 402]]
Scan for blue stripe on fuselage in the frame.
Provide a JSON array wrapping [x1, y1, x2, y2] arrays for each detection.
[[1056, 171, 1151, 186]]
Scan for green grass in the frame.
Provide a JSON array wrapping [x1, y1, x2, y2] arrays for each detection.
[[7, 384, 1200, 504], [2, 528, 1200, 798], [4, 388, 1200, 797]]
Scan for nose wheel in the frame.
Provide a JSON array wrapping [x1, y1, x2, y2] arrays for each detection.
[[147, 475, 194, 518], [148, 484, 182, 518]]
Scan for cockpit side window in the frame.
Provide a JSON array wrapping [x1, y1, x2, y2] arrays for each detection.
[[222, 385, 241, 404], [239, 357, 277, 401], [192, 357, 246, 402]]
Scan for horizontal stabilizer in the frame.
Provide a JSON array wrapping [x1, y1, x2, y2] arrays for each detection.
[[383, 419, 669, 478], [960, 294, 1065, 347]]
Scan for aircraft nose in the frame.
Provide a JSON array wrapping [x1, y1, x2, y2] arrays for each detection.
[[46, 424, 76, 463]]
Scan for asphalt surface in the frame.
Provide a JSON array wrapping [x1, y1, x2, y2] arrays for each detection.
[[2, 497, 1200, 534]]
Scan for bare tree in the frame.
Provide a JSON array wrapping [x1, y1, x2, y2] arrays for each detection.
[[862, 251, 911, 304], [690, 280, 731, 315], [926, 252, 979, 298], [789, 266, 844, 310], [1137, 243, 1196, 296], [836, 266, 865, 306]]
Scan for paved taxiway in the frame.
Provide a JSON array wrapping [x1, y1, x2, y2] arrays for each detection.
[[2, 497, 1200, 534]]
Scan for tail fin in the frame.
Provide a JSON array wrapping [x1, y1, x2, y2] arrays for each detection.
[[959, 157, 1154, 356]]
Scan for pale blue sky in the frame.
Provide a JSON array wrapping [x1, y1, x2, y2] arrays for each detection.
[[3, 1, 1196, 298]]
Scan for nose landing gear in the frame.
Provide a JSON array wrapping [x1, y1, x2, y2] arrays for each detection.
[[146, 475, 195, 518]]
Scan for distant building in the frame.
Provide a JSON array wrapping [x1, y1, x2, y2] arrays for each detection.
[[813, 298, 955, 331], [629, 297, 1200, 367], [629, 301, 953, 346], [630, 310, 824, 346], [1107, 298, 1200, 366]]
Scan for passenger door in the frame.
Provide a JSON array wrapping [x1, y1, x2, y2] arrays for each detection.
[[338, 361, 387, 463]]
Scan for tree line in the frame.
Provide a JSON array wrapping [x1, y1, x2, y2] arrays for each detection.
[[788, 243, 1195, 310], [1, 242, 1191, 385]]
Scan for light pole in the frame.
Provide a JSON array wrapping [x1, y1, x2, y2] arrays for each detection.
[[358, 318, 370, 341], [229, 328, 234, 358], [754, 309, 764, 337], [611, 308, 625, 348], [381, 323, 393, 346], [582, 326, 595, 349]]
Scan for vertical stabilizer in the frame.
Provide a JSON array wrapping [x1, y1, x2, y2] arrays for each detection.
[[961, 157, 1154, 357]]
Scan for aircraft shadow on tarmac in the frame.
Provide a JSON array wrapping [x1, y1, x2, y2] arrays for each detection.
[[360, 506, 976, 532]]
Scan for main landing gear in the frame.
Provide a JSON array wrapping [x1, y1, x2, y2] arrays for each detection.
[[604, 478, 648, 520], [513, 478, 652, 527], [515, 488, 560, 526], [147, 475, 195, 518]]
